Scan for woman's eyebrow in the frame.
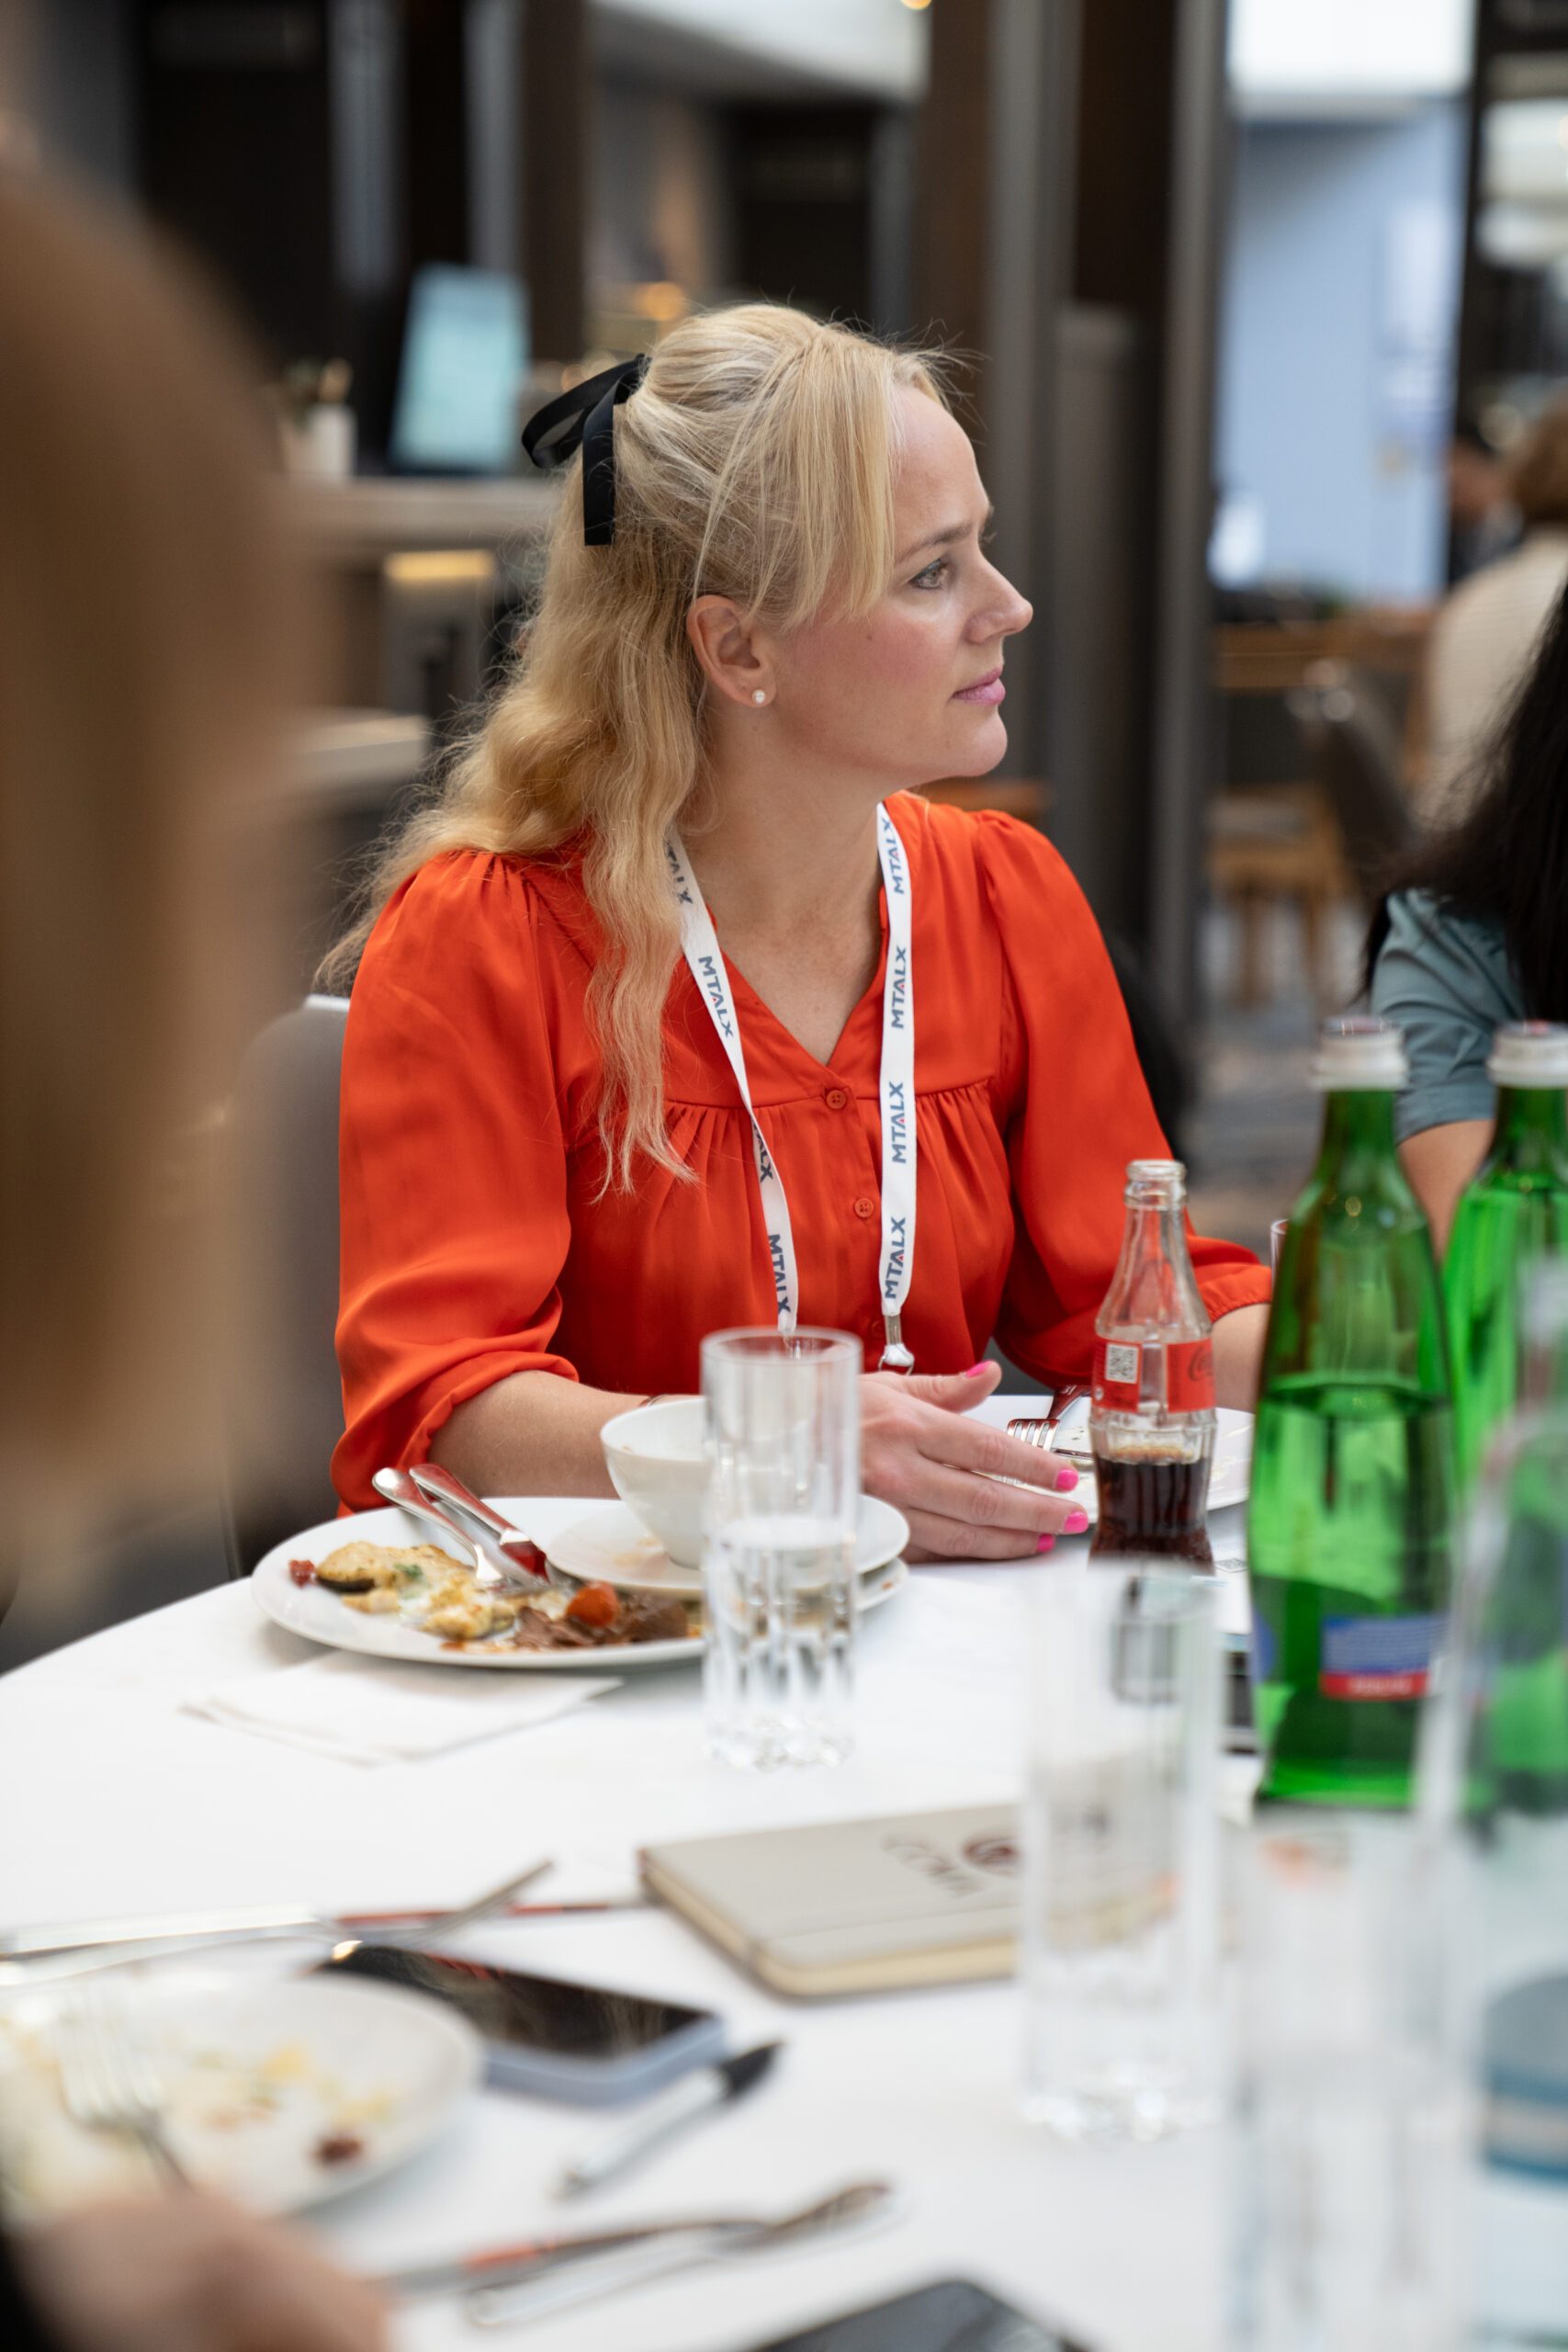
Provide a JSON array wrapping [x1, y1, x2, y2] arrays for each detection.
[[897, 502, 995, 568]]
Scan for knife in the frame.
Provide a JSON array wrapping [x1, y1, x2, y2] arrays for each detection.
[[555, 2041, 782, 2198], [0, 1893, 641, 1965]]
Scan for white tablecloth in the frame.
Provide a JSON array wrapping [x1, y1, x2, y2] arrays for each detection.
[[0, 1418, 1250, 2352]]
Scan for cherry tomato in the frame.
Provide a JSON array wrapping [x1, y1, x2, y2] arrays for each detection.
[[564, 1580, 619, 1629]]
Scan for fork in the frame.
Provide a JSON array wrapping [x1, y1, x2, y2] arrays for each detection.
[[57, 1988, 190, 2187], [1007, 1381, 1089, 1453]]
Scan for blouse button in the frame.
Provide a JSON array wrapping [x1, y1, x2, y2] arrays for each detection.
[[824, 1085, 851, 1112], [852, 1195, 875, 1220]]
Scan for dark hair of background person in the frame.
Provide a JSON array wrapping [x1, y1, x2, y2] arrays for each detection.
[[0, 164, 297, 1576], [1365, 577, 1568, 1020]]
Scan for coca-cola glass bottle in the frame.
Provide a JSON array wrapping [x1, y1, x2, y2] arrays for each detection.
[[1089, 1159, 1216, 1566]]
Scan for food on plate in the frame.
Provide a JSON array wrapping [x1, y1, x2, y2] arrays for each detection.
[[313, 1539, 460, 1594], [563, 1580, 619, 1628], [299, 1540, 694, 1652]]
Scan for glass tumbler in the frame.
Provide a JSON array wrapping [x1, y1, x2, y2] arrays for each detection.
[[1229, 1818, 1468, 2352], [700, 1327, 861, 1771], [1021, 1560, 1223, 2140]]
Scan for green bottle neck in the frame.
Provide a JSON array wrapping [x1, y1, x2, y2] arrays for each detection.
[[1313, 1090, 1404, 1194], [1491, 1086, 1568, 1170]]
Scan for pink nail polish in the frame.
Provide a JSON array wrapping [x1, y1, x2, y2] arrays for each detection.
[[1062, 1508, 1089, 1535], [1055, 1467, 1078, 1492], [964, 1362, 990, 1377], [1036, 1534, 1055, 1555]]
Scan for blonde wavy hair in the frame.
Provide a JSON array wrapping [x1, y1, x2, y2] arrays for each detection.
[[326, 303, 948, 1186]]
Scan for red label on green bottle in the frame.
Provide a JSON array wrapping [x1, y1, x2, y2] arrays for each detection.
[[1318, 1613, 1442, 1701]]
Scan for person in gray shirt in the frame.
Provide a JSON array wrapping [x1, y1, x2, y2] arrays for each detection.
[[1370, 575, 1568, 1250]]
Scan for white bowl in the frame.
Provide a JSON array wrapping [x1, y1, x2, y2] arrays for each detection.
[[600, 1396, 707, 1566]]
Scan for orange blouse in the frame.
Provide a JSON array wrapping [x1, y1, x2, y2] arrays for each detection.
[[333, 796, 1268, 1509]]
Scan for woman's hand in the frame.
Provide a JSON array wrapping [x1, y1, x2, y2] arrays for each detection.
[[861, 1362, 1087, 1561], [16, 2192, 389, 2352]]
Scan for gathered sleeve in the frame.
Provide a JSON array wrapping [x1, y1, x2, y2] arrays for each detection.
[[977, 817, 1270, 1385], [333, 853, 581, 1510]]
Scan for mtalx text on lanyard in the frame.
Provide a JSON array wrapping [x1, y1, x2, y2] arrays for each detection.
[[665, 806, 917, 1371]]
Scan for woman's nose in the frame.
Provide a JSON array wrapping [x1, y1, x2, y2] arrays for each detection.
[[971, 571, 1032, 640]]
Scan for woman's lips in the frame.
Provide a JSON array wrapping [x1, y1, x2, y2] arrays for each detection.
[[953, 668, 1005, 707]]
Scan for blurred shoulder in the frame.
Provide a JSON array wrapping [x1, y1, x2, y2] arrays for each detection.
[[364, 846, 595, 977], [890, 793, 1078, 899], [1378, 888, 1517, 1010]]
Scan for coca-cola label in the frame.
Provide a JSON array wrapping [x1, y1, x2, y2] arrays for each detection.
[[1166, 1338, 1214, 1412], [1092, 1340, 1142, 1409], [1092, 1337, 1213, 1413]]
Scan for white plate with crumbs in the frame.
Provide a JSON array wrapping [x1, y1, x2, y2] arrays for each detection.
[[0, 1967, 480, 2219], [252, 1503, 705, 1671]]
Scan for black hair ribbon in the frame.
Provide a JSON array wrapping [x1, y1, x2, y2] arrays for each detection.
[[521, 355, 649, 547]]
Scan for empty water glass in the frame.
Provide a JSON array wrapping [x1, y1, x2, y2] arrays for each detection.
[[1230, 1818, 1468, 2352], [1021, 1560, 1223, 2140], [701, 1327, 860, 1771]]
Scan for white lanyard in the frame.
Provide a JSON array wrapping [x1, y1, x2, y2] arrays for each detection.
[[666, 804, 917, 1370]]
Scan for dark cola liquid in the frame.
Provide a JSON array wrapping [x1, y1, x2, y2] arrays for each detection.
[[1089, 1450, 1214, 1566]]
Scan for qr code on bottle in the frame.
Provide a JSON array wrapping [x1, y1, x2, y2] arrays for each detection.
[[1104, 1343, 1140, 1385]]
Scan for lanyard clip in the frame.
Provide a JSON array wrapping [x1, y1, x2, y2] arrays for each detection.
[[878, 1315, 915, 1374]]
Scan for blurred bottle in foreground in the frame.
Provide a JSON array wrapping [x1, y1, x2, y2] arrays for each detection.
[[1418, 1267, 1568, 2341], [1444, 1022, 1568, 1497], [1248, 1019, 1454, 1807], [1089, 1159, 1214, 1566]]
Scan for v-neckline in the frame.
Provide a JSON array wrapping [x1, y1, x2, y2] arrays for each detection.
[[716, 885, 891, 1080]]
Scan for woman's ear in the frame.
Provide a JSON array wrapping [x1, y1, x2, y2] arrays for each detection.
[[687, 595, 773, 708]]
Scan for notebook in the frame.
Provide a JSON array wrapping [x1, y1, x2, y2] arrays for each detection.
[[639, 1803, 1020, 1997]]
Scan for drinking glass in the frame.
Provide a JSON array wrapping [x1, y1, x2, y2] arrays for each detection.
[[1229, 1818, 1469, 2352], [1020, 1560, 1223, 2139], [700, 1327, 860, 1771]]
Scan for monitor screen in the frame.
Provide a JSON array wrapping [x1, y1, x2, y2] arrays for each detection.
[[390, 265, 529, 475]]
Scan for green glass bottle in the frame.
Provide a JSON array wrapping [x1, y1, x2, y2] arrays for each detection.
[[1444, 1022, 1568, 1498], [1247, 1018, 1455, 1808]]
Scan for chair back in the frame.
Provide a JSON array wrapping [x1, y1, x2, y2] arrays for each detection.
[[1288, 662, 1418, 908], [222, 995, 349, 1573]]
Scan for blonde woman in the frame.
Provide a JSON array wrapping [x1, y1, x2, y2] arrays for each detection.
[[333, 307, 1269, 1556], [0, 167, 385, 2352]]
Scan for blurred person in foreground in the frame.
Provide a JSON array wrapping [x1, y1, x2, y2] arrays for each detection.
[[0, 168, 385, 2352], [1369, 576, 1568, 1252], [1427, 399, 1568, 814], [327, 305, 1269, 1554]]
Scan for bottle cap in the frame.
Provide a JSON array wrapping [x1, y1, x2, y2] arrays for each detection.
[[1487, 1021, 1568, 1089], [1310, 1016, 1408, 1092]]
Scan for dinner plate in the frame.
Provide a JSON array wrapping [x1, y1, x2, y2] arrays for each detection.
[[544, 1496, 911, 1598], [0, 1965, 480, 2219], [253, 1502, 907, 1672]]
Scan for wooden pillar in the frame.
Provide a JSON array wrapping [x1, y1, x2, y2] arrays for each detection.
[[521, 0, 587, 361], [911, 0, 993, 435]]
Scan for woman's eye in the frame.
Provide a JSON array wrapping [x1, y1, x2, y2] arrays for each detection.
[[911, 558, 949, 590]]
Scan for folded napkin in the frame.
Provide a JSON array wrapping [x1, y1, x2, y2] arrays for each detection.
[[186, 1652, 620, 1766]]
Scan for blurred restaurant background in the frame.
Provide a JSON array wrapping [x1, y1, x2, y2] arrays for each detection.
[[3, 0, 1562, 1638]]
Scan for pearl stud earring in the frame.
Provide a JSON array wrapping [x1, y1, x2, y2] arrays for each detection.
[[752, 689, 767, 705]]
